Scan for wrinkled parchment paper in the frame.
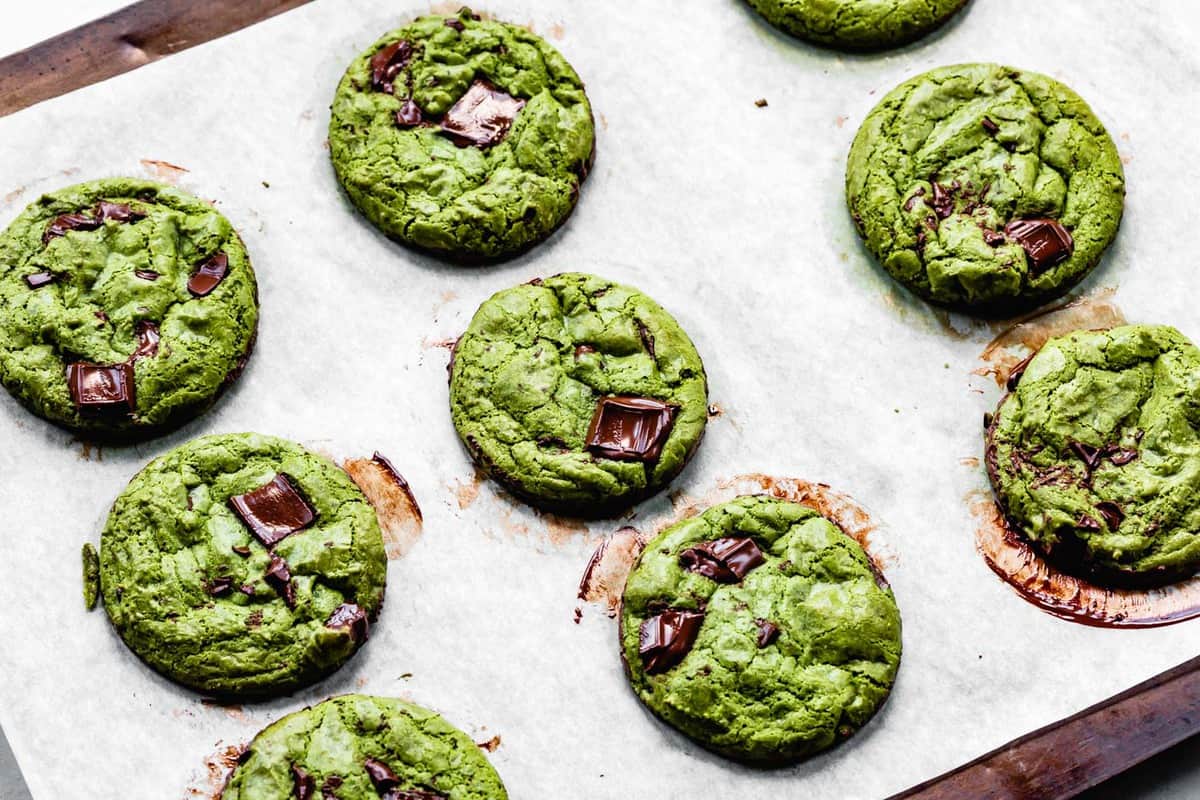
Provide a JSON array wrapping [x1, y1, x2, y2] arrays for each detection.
[[2, 1, 1200, 797]]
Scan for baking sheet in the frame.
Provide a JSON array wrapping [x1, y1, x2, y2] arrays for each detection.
[[1, 1, 1199, 797]]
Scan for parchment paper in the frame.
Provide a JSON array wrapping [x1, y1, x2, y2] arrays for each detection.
[[2, 1, 1200, 797]]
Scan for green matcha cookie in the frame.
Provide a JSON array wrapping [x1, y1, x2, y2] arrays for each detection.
[[987, 324, 1200, 587], [99, 433, 387, 697], [746, 0, 968, 50], [847, 63, 1125, 314], [0, 178, 258, 439], [329, 8, 595, 262], [449, 273, 708, 515], [220, 694, 507, 799], [620, 495, 902, 763]]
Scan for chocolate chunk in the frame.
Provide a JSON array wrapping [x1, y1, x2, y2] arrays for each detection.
[[133, 321, 160, 359], [903, 186, 926, 212], [755, 619, 780, 648], [574, 344, 597, 359], [983, 229, 1006, 247], [292, 763, 315, 800], [370, 40, 413, 93], [639, 609, 704, 674], [678, 537, 765, 583], [264, 552, 296, 608], [95, 201, 145, 223], [66, 362, 135, 414], [1006, 352, 1036, 391], [188, 252, 228, 297], [1096, 501, 1125, 529], [444, 18, 465, 31], [239, 584, 255, 597], [754, 98, 768, 108], [396, 99, 424, 128], [43, 212, 100, 243], [321, 775, 343, 799], [635, 319, 656, 358], [1077, 514, 1102, 531], [585, 396, 677, 463], [364, 759, 400, 792], [94, 310, 109, 324], [134, 269, 159, 281], [228, 474, 315, 547], [24, 272, 55, 289], [930, 182, 954, 219], [232, 545, 252, 557], [981, 117, 999, 134], [439, 80, 526, 148], [1108, 449, 1138, 466], [207, 576, 234, 597], [386, 791, 447, 800], [1004, 218, 1074, 274], [1068, 441, 1103, 471], [327, 603, 369, 643]]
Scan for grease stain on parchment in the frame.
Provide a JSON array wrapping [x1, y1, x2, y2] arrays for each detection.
[[967, 489, 1200, 628], [343, 453, 424, 559], [184, 741, 244, 799], [140, 159, 190, 184], [974, 288, 1126, 387], [717, 473, 897, 572]]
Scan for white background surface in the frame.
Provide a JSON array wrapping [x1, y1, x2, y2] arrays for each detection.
[[1, 1, 1200, 798]]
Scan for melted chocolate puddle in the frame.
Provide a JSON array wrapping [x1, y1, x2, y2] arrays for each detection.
[[576, 526, 647, 620], [343, 453, 423, 560], [974, 288, 1126, 387], [968, 492, 1200, 627]]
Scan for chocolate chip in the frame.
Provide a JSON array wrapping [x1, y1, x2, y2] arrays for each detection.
[[238, 584, 255, 597], [364, 759, 400, 792], [754, 98, 768, 108], [207, 577, 235, 597], [444, 18, 465, 31], [755, 619, 780, 648], [930, 182, 954, 219], [43, 212, 99, 243], [574, 344, 597, 359], [981, 117, 999, 134], [585, 396, 677, 463], [188, 252, 228, 297], [639, 609, 704, 674], [228, 474, 315, 547], [133, 321, 159, 359], [24, 272, 54, 289], [396, 99, 424, 128], [983, 229, 1006, 247], [439, 80, 526, 148], [292, 763, 315, 800], [134, 269, 159, 281], [386, 791, 447, 800], [370, 40, 413, 93], [66, 362, 135, 414], [1077, 514, 1102, 531], [678, 537, 765, 583], [327, 603, 369, 643], [264, 552, 296, 608], [1004, 218, 1073, 274], [232, 545, 252, 557], [1006, 352, 1036, 391], [1096, 501, 1125, 529], [95, 201, 145, 223]]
